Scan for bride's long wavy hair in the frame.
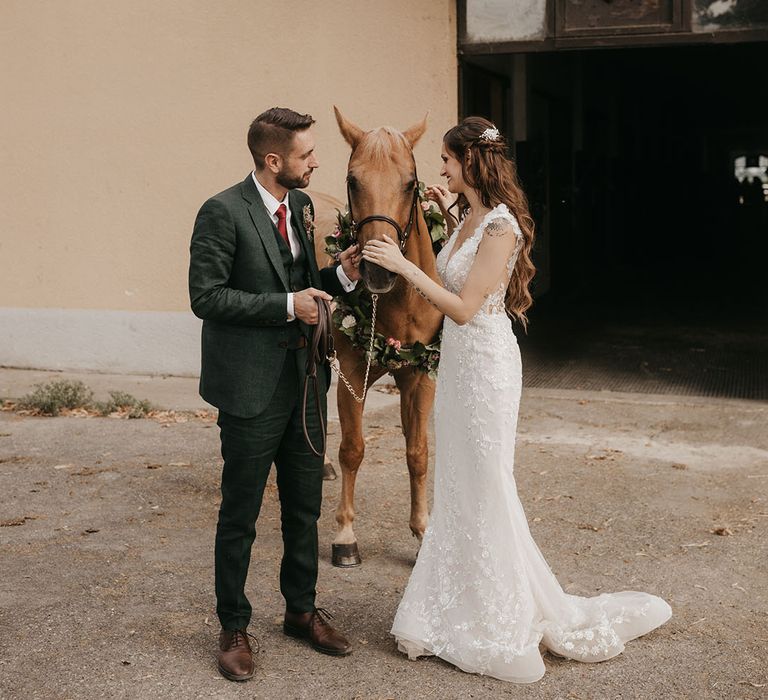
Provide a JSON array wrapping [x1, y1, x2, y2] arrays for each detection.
[[444, 117, 536, 328]]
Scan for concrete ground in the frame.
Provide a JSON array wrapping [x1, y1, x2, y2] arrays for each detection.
[[0, 368, 766, 699]]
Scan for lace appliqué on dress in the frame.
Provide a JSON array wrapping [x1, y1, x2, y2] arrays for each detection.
[[390, 203, 671, 683]]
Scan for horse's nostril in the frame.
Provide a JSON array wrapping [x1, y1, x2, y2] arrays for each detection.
[[361, 262, 398, 294]]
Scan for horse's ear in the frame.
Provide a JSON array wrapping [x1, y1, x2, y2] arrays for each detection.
[[334, 106, 364, 149], [402, 112, 429, 148]]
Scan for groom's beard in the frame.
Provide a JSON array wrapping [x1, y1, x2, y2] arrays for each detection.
[[277, 168, 314, 190]]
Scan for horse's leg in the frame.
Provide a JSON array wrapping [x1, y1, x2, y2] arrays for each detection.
[[331, 347, 385, 567], [393, 368, 435, 542]]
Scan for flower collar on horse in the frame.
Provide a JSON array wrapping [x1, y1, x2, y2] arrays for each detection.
[[325, 182, 447, 379]]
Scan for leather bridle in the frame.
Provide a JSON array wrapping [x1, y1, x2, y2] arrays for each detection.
[[346, 158, 421, 252]]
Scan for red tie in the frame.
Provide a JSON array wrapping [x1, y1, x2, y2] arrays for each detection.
[[275, 203, 290, 246]]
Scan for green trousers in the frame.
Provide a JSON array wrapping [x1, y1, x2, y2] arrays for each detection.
[[214, 351, 326, 630]]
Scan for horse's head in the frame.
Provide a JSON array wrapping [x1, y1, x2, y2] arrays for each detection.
[[334, 106, 428, 294]]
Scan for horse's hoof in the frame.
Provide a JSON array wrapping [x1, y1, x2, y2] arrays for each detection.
[[322, 460, 337, 481], [332, 542, 362, 568]]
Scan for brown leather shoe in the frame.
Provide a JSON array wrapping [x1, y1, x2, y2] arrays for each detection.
[[283, 607, 352, 656], [217, 628, 256, 681]]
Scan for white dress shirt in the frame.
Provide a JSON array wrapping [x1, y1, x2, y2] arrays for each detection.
[[251, 172, 356, 321]]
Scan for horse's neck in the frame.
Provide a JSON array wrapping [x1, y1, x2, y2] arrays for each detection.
[[404, 214, 439, 280], [375, 214, 443, 343]]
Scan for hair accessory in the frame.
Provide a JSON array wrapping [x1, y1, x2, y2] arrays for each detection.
[[479, 126, 501, 142]]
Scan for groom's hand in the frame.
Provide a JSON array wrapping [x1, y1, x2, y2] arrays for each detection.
[[339, 243, 362, 282], [294, 288, 333, 325]]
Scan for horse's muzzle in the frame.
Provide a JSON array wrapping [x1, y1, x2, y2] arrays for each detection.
[[360, 260, 398, 294]]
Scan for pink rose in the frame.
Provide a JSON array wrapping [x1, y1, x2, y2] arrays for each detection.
[[420, 201, 430, 211], [387, 337, 402, 351]]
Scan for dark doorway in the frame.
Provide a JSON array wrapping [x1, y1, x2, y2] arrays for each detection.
[[461, 42, 768, 400]]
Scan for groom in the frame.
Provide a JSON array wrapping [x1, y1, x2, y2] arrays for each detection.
[[189, 107, 360, 681]]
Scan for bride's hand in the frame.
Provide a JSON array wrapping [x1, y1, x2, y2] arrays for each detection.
[[362, 234, 407, 274], [424, 184, 456, 214]]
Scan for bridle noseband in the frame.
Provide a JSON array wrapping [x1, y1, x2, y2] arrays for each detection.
[[346, 159, 421, 253]]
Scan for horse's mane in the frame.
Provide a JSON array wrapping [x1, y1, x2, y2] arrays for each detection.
[[355, 127, 410, 165]]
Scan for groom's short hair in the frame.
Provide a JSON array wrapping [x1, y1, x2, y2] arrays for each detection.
[[248, 108, 315, 169]]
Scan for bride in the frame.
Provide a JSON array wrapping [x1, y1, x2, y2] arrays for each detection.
[[361, 117, 671, 683]]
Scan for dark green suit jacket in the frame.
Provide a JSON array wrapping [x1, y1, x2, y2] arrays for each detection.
[[189, 174, 344, 418]]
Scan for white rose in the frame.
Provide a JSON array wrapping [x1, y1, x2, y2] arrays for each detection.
[[341, 315, 356, 329]]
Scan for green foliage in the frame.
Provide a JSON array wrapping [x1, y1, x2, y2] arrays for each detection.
[[417, 181, 447, 243], [324, 208, 356, 261], [18, 380, 94, 416], [334, 289, 441, 379], [94, 391, 154, 418], [17, 380, 153, 418]]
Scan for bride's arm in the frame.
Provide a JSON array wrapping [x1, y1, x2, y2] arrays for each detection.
[[363, 221, 518, 325]]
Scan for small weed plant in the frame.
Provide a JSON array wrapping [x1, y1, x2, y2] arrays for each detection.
[[18, 380, 93, 416], [95, 391, 153, 418], [18, 380, 153, 418]]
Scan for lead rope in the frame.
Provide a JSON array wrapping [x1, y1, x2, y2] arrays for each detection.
[[330, 293, 379, 403]]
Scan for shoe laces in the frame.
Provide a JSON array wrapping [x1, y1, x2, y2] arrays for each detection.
[[228, 628, 260, 653], [313, 607, 334, 626]]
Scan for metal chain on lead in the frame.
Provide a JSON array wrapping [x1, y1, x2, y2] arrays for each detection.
[[330, 293, 379, 404]]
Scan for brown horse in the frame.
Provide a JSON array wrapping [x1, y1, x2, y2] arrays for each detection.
[[326, 107, 444, 567]]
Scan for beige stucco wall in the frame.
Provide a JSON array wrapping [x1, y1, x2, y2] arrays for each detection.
[[0, 0, 457, 315]]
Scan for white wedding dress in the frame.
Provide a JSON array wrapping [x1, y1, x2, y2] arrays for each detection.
[[390, 204, 671, 683]]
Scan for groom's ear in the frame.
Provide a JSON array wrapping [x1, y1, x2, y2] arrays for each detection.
[[334, 106, 364, 149], [402, 113, 429, 148], [264, 152, 282, 174]]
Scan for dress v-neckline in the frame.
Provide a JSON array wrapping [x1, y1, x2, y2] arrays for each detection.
[[444, 205, 503, 268]]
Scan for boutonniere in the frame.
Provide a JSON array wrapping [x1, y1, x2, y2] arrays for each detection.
[[302, 204, 316, 240]]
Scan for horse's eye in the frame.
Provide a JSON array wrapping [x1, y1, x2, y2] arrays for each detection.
[[347, 175, 358, 191], [405, 178, 417, 192]]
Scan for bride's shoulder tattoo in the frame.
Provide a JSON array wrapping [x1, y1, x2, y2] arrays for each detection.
[[484, 219, 512, 237]]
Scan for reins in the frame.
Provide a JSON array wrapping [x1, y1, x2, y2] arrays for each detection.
[[302, 293, 379, 458], [302, 297, 334, 458]]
